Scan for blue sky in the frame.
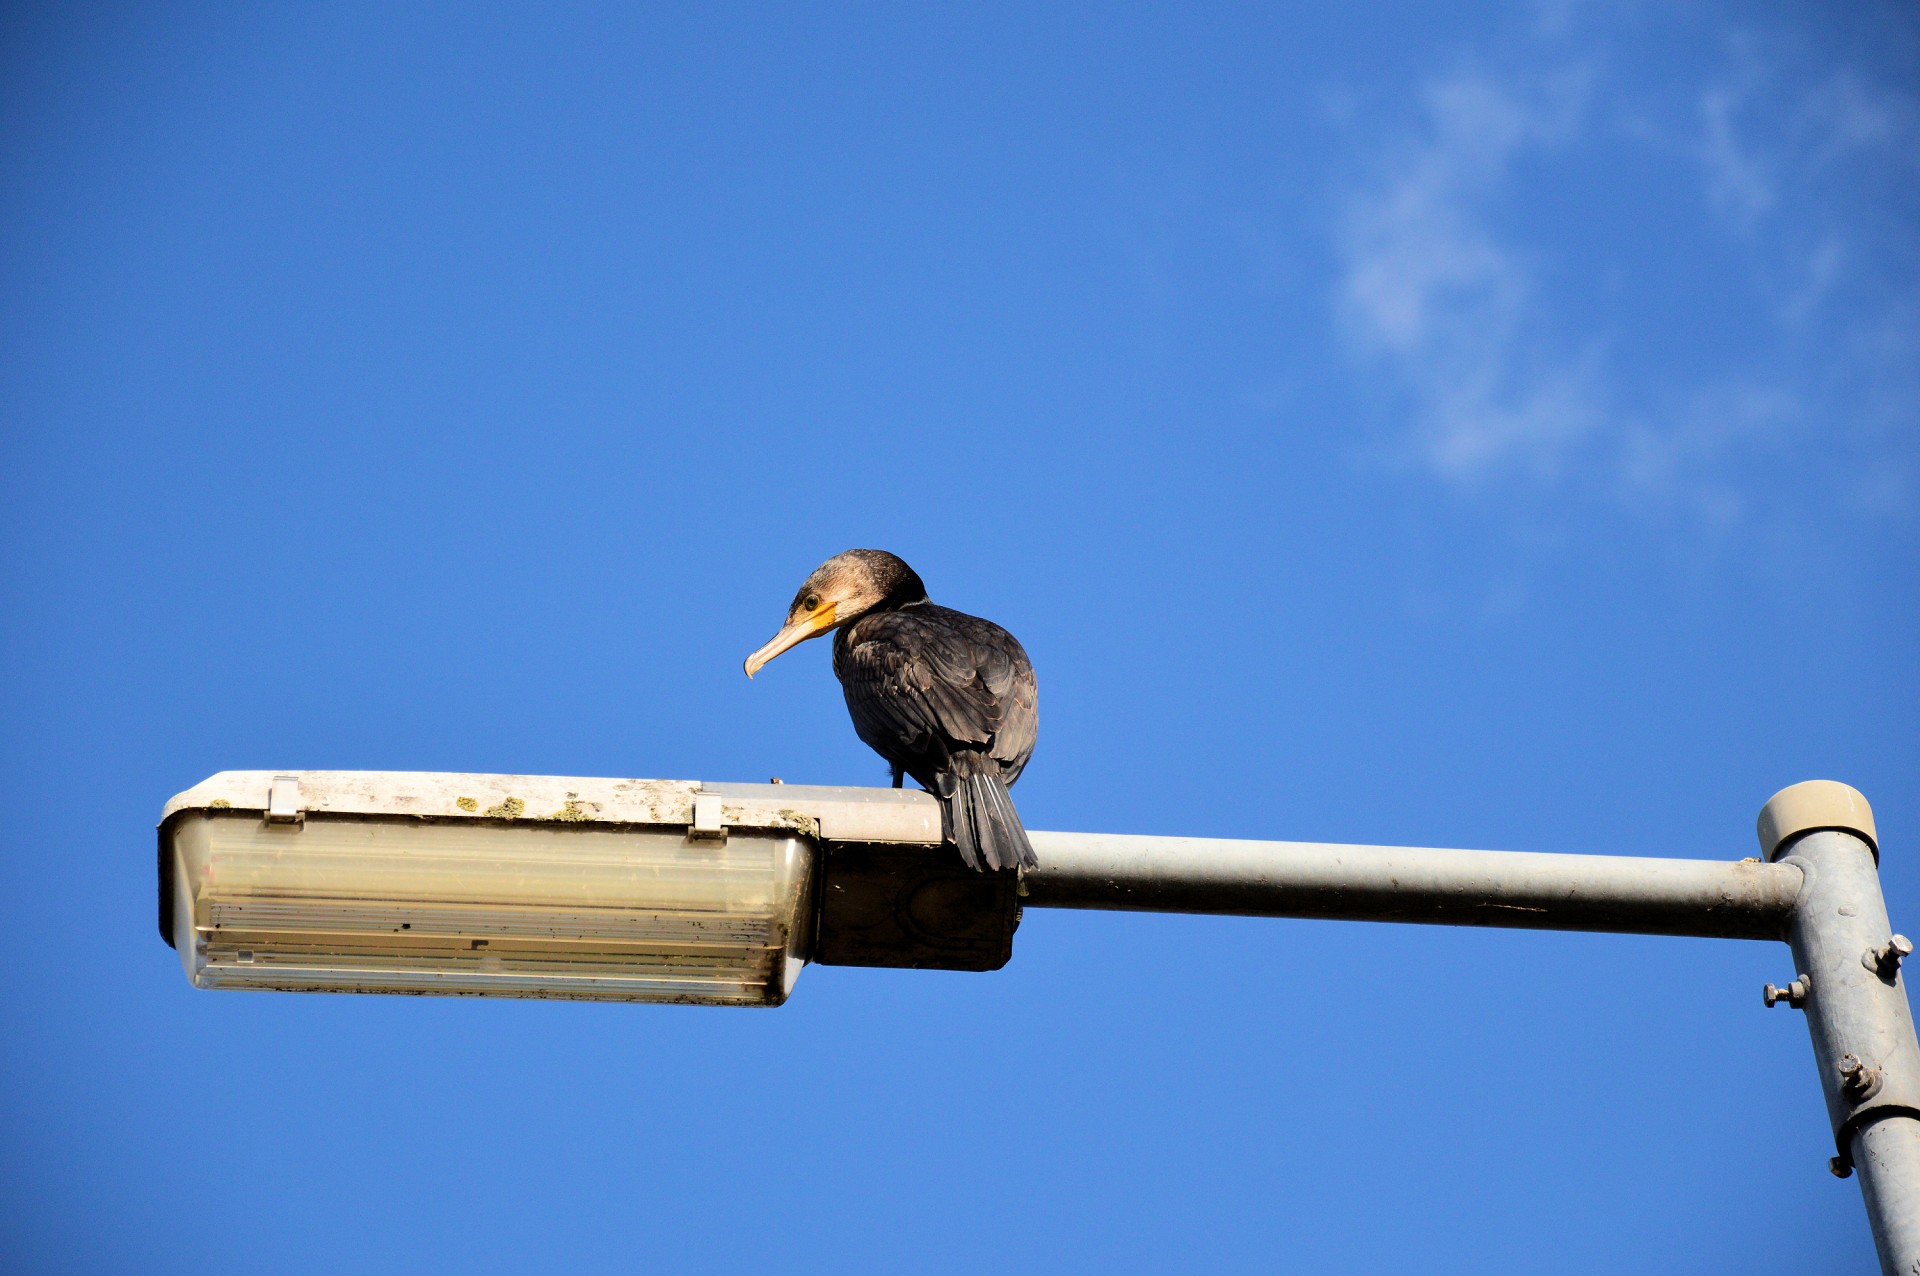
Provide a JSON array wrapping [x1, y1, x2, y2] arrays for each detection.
[[2, 3, 1915, 1272]]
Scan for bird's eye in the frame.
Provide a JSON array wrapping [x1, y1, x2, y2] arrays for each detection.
[[803, 594, 820, 611]]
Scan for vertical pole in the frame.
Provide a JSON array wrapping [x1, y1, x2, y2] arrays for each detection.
[[1760, 783, 1920, 1276]]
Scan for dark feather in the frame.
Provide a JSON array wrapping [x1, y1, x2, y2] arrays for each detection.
[[833, 601, 1038, 871]]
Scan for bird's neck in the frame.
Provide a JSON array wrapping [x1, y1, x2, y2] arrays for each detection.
[[868, 582, 930, 614], [838, 591, 928, 636]]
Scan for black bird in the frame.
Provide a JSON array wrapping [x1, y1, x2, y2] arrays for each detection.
[[744, 549, 1038, 872]]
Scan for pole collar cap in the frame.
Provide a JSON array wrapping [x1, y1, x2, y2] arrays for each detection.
[[1756, 780, 1878, 862]]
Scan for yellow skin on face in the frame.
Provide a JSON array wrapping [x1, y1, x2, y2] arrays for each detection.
[[743, 598, 838, 677], [742, 551, 904, 677]]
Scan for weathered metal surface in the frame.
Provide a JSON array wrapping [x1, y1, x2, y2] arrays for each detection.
[[811, 842, 1020, 971], [166, 771, 712, 830], [1853, 1120, 1920, 1273], [1021, 830, 1804, 940], [699, 781, 942, 844], [159, 772, 944, 946], [161, 773, 946, 840], [1769, 825, 1920, 1275]]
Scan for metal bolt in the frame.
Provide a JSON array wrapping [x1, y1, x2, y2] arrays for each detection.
[[1864, 934, 1913, 979], [1763, 975, 1810, 1008], [1838, 1053, 1883, 1102]]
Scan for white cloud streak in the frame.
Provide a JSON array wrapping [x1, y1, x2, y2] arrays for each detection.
[[1332, 29, 1918, 525], [1336, 70, 1599, 487]]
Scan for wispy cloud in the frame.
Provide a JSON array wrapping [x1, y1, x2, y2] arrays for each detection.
[[1698, 84, 1777, 221], [1336, 69, 1599, 487], [1331, 22, 1919, 527]]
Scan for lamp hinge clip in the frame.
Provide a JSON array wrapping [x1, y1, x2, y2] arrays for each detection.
[[689, 793, 727, 841], [265, 775, 305, 825]]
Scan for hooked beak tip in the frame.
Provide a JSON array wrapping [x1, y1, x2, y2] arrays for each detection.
[[744, 604, 834, 681]]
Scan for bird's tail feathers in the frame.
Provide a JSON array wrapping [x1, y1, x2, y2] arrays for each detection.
[[937, 756, 1036, 872]]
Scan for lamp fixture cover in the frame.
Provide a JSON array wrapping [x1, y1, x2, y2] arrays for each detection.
[[156, 772, 885, 1006]]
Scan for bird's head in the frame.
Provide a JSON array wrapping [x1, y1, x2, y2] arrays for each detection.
[[743, 549, 927, 677]]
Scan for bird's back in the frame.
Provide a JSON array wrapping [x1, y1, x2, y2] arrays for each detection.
[[832, 602, 1038, 787]]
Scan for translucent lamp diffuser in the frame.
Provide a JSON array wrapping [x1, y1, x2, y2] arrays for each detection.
[[159, 773, 821, 1006]]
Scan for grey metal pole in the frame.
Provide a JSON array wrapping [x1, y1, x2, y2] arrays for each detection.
[[1023, 831, 1803, 939], [1758, 783, 1920, 1276]]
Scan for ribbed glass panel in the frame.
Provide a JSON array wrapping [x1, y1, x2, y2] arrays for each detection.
[[170, 814, 813, 1005]]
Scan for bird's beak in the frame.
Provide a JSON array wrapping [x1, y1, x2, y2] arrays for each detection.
[[743, 602, 838, 678]]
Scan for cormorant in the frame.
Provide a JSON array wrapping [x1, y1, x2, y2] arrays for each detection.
[[744, 549, 1038, 872]]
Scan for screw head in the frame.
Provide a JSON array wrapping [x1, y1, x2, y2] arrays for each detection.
[[1866, 936, 1913, 976], [1837, 1053, 1883, 1101]]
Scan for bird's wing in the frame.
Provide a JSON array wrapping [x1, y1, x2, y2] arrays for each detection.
[[837, 610, 1005, 762], [951, 611, 1038, 778], [991, 658, 1038, 779]]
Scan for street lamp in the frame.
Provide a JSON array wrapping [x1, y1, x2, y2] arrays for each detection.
[[157, 770, 1919, 1273], [160, 772, 879, 1006]]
